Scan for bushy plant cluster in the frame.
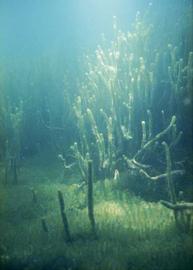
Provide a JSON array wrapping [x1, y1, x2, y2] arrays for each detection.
[[69, 10, 193, 187], [0, 3, 192, 195]]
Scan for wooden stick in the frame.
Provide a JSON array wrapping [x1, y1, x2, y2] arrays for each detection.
[[41, 218, 48, 233], [58, 190, 71, 242], [87, 160, 96, 235], [162, 141, 177, 204]]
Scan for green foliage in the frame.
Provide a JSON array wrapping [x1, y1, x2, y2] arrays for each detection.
[[0, 172, 192, 270]]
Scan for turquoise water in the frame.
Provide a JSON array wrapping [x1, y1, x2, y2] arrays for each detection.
[[0, 1, 192, 270]]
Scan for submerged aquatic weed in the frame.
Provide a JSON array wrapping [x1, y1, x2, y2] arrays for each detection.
[[0, 2, 192, 270], [68, 8, 192, 196]]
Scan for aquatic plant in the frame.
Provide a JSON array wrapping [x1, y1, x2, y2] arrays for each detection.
[[69, 10, 192, 192], [124, 115, 184, 180], [0, 1, 192, 269], [0, 179, 192, 270], [2, 100, 24, 184], [0, 67, 23, 160], [159, 141, 193, 232]]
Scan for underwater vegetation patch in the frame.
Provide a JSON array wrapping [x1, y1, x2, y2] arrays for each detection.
[[0, 1, 193, 270]]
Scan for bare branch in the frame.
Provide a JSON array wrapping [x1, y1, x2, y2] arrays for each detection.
[[134, 115, 176, 160], [139, 169, 185, 181], [123, 155, 150, 170], [160, 200, 193, 210]]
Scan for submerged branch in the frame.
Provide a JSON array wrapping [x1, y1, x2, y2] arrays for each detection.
[[134, 115, 176, 160], [39, 111, 66, 131], [139, 169, 185, 181], [160, 200, 193, 210], [162, 141, 177, 204], [123, 155, 150, 170]]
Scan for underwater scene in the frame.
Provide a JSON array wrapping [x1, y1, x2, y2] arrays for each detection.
[[0, 0, 193, 269]]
